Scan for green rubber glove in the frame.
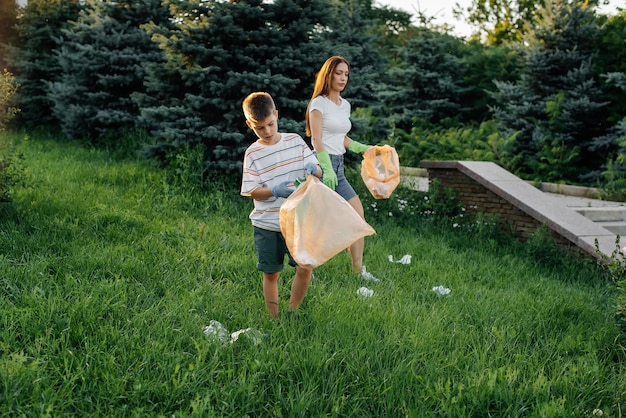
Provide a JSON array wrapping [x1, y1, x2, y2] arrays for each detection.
[[347, 140, 372, 154], [316, 150, 337, 190]]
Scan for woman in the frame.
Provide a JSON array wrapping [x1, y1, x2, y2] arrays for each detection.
[[305, 56, 372, 274]]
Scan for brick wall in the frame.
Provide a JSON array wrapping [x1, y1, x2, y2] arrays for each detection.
[[427, 168, 586, 256]]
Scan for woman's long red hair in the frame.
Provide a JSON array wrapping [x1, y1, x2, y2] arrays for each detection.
[[305, 56, 350, 137]]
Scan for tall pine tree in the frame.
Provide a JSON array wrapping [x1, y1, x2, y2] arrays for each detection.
[[490, 0, 610, 183], [136, 0, 331, 172], [48, 0, 169, 142], [8, 0, 82, 128], [377, 27, 472, 132], [0, 0, 18, 72]]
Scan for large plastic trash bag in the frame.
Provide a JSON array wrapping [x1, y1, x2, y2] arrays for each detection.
[[280, 176, 375, 268], [361, 145, 400, 199]]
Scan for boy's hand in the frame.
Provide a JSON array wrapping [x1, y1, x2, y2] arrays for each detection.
[[305, 162, 319, 176], [316, 150, 337, 190], [271, 180, 295, 198]]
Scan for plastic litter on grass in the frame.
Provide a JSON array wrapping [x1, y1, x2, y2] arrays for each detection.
[[361, 266, 380, 282], [203, 320, 263, 345], [230, 328, 264, 344], [388, 254, 411, 264], [357, 287, 374, 298], [432, 285, 451, 296], [203, 320, 229, 342]]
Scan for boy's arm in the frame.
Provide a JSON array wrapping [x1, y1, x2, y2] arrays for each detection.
[[250, 186, 274, 201], [250, 182, 295, 200]]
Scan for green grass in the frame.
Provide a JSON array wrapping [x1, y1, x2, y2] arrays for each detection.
[[1, 131, 625, 417]]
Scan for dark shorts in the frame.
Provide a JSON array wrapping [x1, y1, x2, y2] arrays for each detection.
[[253, 226, 297, 273], [324, 153, 357, 201]]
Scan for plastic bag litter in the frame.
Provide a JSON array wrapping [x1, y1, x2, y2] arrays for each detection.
[[361, 266, 380, 282], [388, 254, 411, 264], [203, 320, 229, 343], [280, 176, 375, 268], [432, 285, 451, 296], [357, 287, 374, 297], [203, 320, 263, 345], [230, 328, 264, 345], [361, 145, 400, 199]]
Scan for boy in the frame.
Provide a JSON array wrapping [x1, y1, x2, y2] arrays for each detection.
[[240, 92, 322, 318]]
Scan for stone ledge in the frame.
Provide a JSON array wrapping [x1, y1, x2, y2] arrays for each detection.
[[400, 165, 612, 200], [419, 160, 618, 260], [533, 182, 603, 198]]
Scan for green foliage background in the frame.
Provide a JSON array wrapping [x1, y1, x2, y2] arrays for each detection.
[[1, 0, 625, 189]]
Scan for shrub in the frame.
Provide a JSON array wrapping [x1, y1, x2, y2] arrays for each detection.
[[595, 237, 626, 343], [0, 69, 24, 202], [391, 120, 520, 173], [0, 68, 19, 129]]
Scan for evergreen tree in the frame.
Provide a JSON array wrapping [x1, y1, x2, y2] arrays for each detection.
[[596, 10, 626, 125], [136, 0, 332, 172], [0, 0, 18, 71], [461, 40, 522, 122], [490, 0, 610, 183], [316, 0, 411, 145], [377, 28, 473, 133], [8, 0, 82, 128], [320, 0, 411, 108], [48, 0, 169, 142], [595, 72, 626, 198]]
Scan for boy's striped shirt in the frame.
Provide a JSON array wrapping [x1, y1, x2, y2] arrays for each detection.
[[241, 133, 318, 231]]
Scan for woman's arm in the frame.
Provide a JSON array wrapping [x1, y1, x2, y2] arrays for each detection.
[[308, 108, 338, 189], [343, 135, 352, 150], [345, 135, 372, 154], [309, 109, 325, 152]]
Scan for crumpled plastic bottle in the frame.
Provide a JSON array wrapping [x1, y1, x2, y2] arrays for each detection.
[[357, 286, 374, 297], [432, 285, 451, 296], [204, 320, 264, 345], [230, 328, 264, 344], [388, 254, 411, 264], [203, 320, 229, 343]]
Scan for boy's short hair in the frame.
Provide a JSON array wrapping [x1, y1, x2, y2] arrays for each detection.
[[243, 92, 276, 123]]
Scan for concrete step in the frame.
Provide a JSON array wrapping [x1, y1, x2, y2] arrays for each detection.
[[594, 222, 626, 236], [573, 207, 626, 222]]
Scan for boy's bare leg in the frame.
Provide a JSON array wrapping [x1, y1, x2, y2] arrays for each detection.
[[263, 272, 280, 318], [347, 196, 365, 273], [288, 266, 312, 312], [349, 237, 364, 273]]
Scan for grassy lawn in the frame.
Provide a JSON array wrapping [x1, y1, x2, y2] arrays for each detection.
[[1, 131, 624, 416]]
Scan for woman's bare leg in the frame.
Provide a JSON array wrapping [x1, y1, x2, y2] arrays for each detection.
[[347, 196, 365, 273], [289, 266, 312, 312]]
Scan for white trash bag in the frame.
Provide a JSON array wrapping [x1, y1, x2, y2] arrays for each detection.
[[280, 176, 375, 268]]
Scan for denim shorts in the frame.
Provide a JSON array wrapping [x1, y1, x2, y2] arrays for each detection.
[[324, 153, 357, 201], [253, 226, 297, 273]]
